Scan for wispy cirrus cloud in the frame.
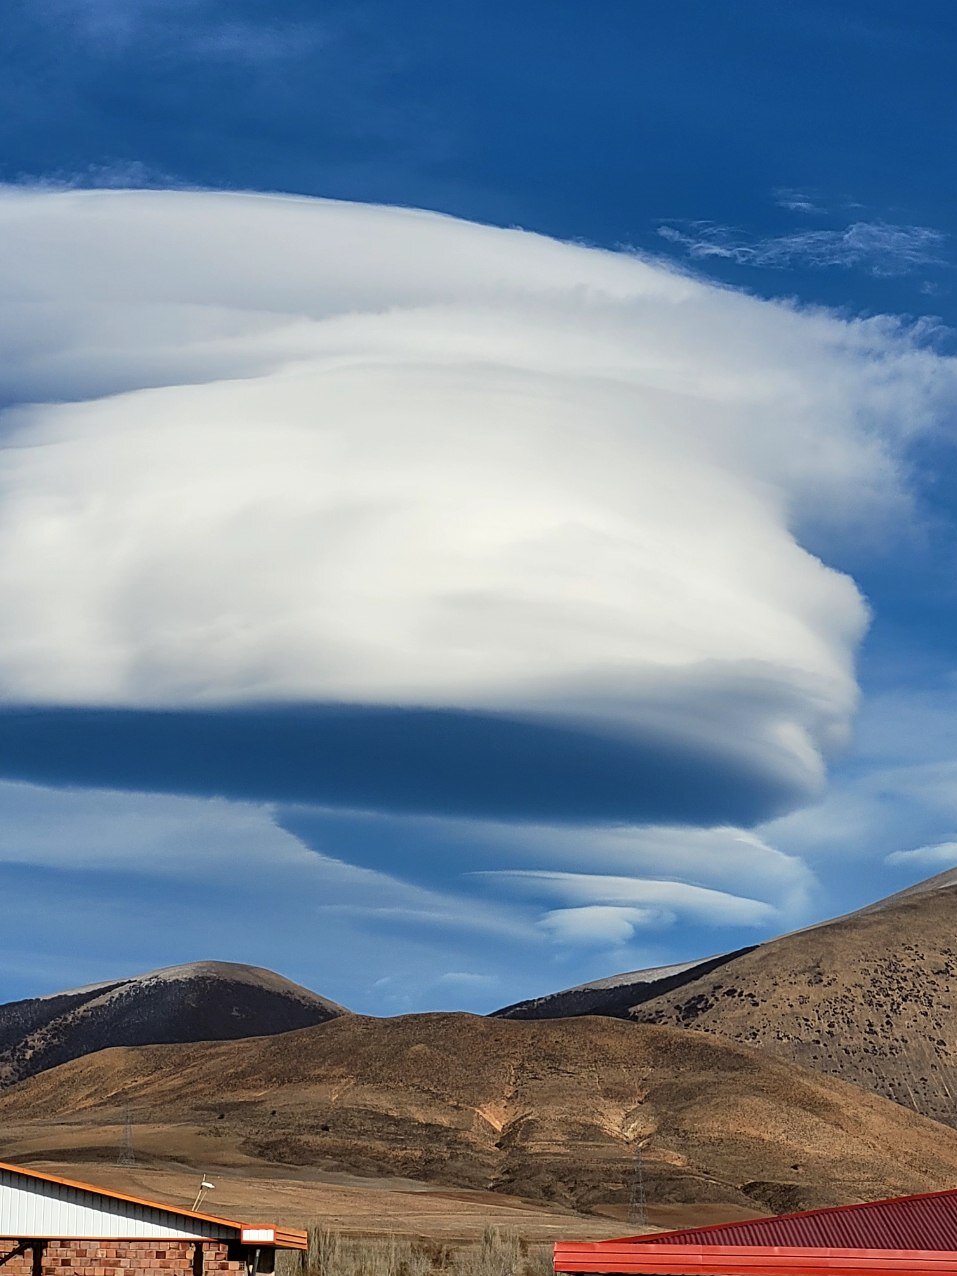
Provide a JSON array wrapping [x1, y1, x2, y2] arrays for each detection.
[[32, 0, 327, 64], [12, 159, 188, 192], [772, 188, 826, 215], [659, 219, 947, 277], [760, 683, 957, 907]]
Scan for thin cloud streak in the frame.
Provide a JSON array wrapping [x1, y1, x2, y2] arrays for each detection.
[[31, 0, 327, 64], [0, 777, 538, 1006], [476, 869, 780, 928], [772, 189, 826, 215], [659, 220, 947, 277], [886, 841, 957, 867]]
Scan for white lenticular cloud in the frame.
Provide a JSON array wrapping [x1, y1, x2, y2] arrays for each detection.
[[538, 905, 671, 947], [0, 188, 954, 808], [469, 821, 814, 916], [886, 841, 957, 868], [481, 869, 779, 930]]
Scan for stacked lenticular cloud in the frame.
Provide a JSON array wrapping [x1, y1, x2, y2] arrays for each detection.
[[0, 188, 952, 820]]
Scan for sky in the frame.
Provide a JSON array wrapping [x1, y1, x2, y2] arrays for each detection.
[[1, 0, 957, 1014]]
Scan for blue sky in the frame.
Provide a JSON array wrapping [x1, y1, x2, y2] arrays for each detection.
[[1, 1, 957, 1013]]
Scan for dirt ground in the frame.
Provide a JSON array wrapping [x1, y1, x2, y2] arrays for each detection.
[[25, 1158, 627, 1241], [21, 1157, 763, 1243]]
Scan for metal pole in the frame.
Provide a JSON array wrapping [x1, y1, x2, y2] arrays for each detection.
[[116, 1108, 136, 1168], [628, 1138, 647, 1228]]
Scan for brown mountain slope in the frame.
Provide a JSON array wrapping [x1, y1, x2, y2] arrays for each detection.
[[0, 961, 347, 1088], [492, 952, 756, 1022], [631, 871, 957, 1125], [3, 1013, 957, 1217]]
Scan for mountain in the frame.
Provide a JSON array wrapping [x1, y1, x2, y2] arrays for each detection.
[[0, 960, 347, 1088], [631, 867, 957, 1126], [493, 951, 756, 1021], [495, 868, 957, 1128], [2, 1012, 957, 1217]]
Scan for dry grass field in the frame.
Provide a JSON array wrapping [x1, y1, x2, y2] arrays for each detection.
[[14, 1157, 641, 1243]]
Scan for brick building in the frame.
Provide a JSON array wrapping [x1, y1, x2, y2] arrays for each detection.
[[0, 1160, 306, 1276]]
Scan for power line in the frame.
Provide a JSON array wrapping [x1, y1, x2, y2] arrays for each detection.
[[628, 1137, 647, 1228], [116, 1107, 136, 1168]]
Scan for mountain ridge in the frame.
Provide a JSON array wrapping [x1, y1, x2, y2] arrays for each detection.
[[2, 1011, 957, 1216], [0, 960, 347, 1089], [493, 948, 758, 1021], [492, 867, 957, 1127]]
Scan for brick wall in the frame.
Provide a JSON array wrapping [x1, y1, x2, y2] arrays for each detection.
[[0, 1238, 250, 1276]]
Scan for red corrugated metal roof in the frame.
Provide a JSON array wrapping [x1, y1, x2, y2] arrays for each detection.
[[632, 1187, 957, 1251], [553, 1241, 957, 1276]]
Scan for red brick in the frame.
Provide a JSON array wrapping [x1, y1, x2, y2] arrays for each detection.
[[0, 1238, 252, 1276]]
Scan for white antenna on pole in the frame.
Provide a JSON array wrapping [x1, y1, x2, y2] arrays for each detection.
[[192, 1177, 216, 1212]]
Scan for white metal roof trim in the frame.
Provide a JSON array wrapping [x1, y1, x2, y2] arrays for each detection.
[[0, 1171, 233, 1240]]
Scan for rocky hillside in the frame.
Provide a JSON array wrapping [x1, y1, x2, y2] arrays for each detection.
[[2, 1011, 957, 1216], [630, 869, 957, 1126], [491, 867, 957, 1128], [493, 951, 756, 1021], [0, 960, 347, 1087]]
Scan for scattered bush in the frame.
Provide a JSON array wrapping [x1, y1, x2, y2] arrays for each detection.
[[285, 1225, 550, 1276]]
